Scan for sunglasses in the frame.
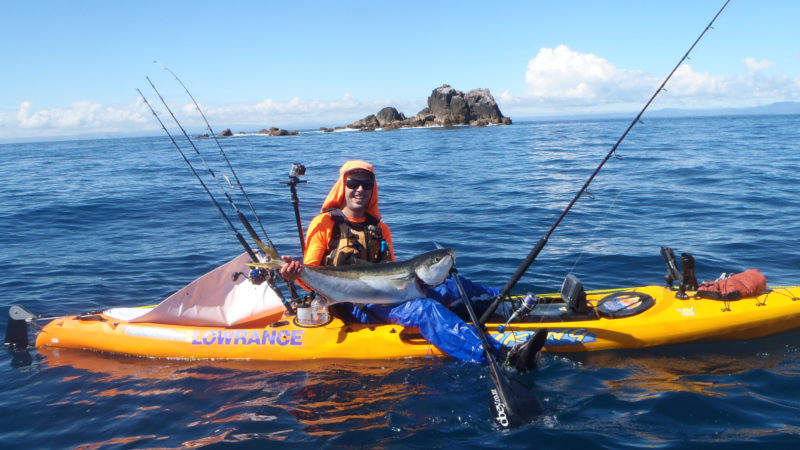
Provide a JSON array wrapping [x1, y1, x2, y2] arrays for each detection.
[[345, 178, 374, 190]]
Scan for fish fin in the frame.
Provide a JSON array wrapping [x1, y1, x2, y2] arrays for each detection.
[[384, 272, 415, 282], [246, 262, 280, 269], [246, 244, 283, 270], [433, 242, 444, 250]]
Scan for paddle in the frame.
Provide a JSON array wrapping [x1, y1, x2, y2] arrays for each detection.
[[450, 268, 543, 428]]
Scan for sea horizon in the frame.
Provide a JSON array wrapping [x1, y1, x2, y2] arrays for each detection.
[[3, 102, 799, 145]]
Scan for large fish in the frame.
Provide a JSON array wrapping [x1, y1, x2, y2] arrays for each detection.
[[251, 247, 455, 304]]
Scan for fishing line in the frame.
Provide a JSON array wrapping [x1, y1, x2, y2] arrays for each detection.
[[479, 0, 732, 326], [145, 78, 249, 229], [136, 88, 259, 262], [568, 169, 627, 275], [145, 77, 279, 260], [154, 61, 275, 249]]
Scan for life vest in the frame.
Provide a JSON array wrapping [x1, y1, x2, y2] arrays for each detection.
[[323, 208, 391, 266]]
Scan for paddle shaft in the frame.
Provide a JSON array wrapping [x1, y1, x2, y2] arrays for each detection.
[[480, 0, 732, 326], [451, 269, 541, 428]]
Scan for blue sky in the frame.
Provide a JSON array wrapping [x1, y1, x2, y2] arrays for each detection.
[[1, 0, 798, 140]]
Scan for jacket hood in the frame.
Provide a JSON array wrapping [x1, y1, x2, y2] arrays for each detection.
[[320, 160, 381, 220]]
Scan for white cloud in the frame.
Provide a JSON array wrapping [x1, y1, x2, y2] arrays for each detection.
[[663, 62, 799, 106], [193, 94, 422, 130], [524, 45, 656, 105], [743, 57, 775, 75], [2, 94, 423, 140], [666, 64, 727, 96], [14, 100, 149, 134], [4, 47, 798, 140], [505, 45, 800, 116]]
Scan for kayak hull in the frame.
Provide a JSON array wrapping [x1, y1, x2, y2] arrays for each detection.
[[34, 285, 800, 360]]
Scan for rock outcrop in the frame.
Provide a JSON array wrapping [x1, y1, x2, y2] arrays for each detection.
[[346, 114, 380, 131], [346, 84, 510, 131], [257, 127, 298, 136], [427, 85, 470, 125], [465, 88, 510, 125], [376, 107, 406, 126], [211, 84, 509, 135]]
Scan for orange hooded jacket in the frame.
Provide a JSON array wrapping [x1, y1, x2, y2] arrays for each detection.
[[303, 160, 395, 266]]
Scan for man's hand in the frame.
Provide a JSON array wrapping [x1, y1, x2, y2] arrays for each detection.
[[279, 255, 303, 282]]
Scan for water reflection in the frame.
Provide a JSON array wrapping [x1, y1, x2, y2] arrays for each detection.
[[554, 331, 799, 401], [37, 347, 440, 445]]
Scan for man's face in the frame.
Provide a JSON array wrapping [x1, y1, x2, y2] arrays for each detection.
[[344, 171, 374, 213]]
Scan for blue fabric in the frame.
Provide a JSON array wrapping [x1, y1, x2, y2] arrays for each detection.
[[426, 276, 499, 307], [343, 276, 503, 362]]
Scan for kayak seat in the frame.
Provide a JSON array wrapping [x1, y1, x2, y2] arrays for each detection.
[[562, 273, 590, 314]]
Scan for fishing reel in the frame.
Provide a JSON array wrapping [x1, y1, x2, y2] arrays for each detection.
[[231, 267, 273, 285], [505, 293, 539, 325]]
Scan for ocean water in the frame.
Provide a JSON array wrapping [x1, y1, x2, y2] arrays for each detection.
[[1, 115, 799, 448]]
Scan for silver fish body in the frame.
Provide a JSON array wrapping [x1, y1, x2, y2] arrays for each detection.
[[251, 247, 456, 305], [299, 248, 455, 304]]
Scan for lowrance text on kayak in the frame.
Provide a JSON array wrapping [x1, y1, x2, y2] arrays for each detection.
[[192, 329, 303, 346]]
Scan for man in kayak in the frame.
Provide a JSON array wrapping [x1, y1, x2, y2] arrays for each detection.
[[280, 160, 546, 372]]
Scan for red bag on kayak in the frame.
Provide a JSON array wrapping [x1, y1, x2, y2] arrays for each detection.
[[696, 269, 767, 301]]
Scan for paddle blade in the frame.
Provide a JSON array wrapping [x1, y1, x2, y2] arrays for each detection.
[[487, 357, 544, 428], [449, 269, 544, 428]]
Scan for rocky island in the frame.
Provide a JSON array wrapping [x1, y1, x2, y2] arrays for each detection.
[[207, 84, 510, 137], [325, 84, 511, 132]]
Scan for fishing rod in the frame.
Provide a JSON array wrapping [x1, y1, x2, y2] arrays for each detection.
[[140, 81, 301, 302], [479, 0, 732, 326], [136, 88, 260, 263], [145, 77, 271, 255], [154, 61, 275, 249]]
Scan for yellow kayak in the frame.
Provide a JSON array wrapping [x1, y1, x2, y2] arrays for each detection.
[[34, 285, 800, 359]]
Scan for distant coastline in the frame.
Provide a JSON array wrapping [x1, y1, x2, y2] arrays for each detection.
[[3, 101, 798, 145], [202, 100, 800, 138]]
